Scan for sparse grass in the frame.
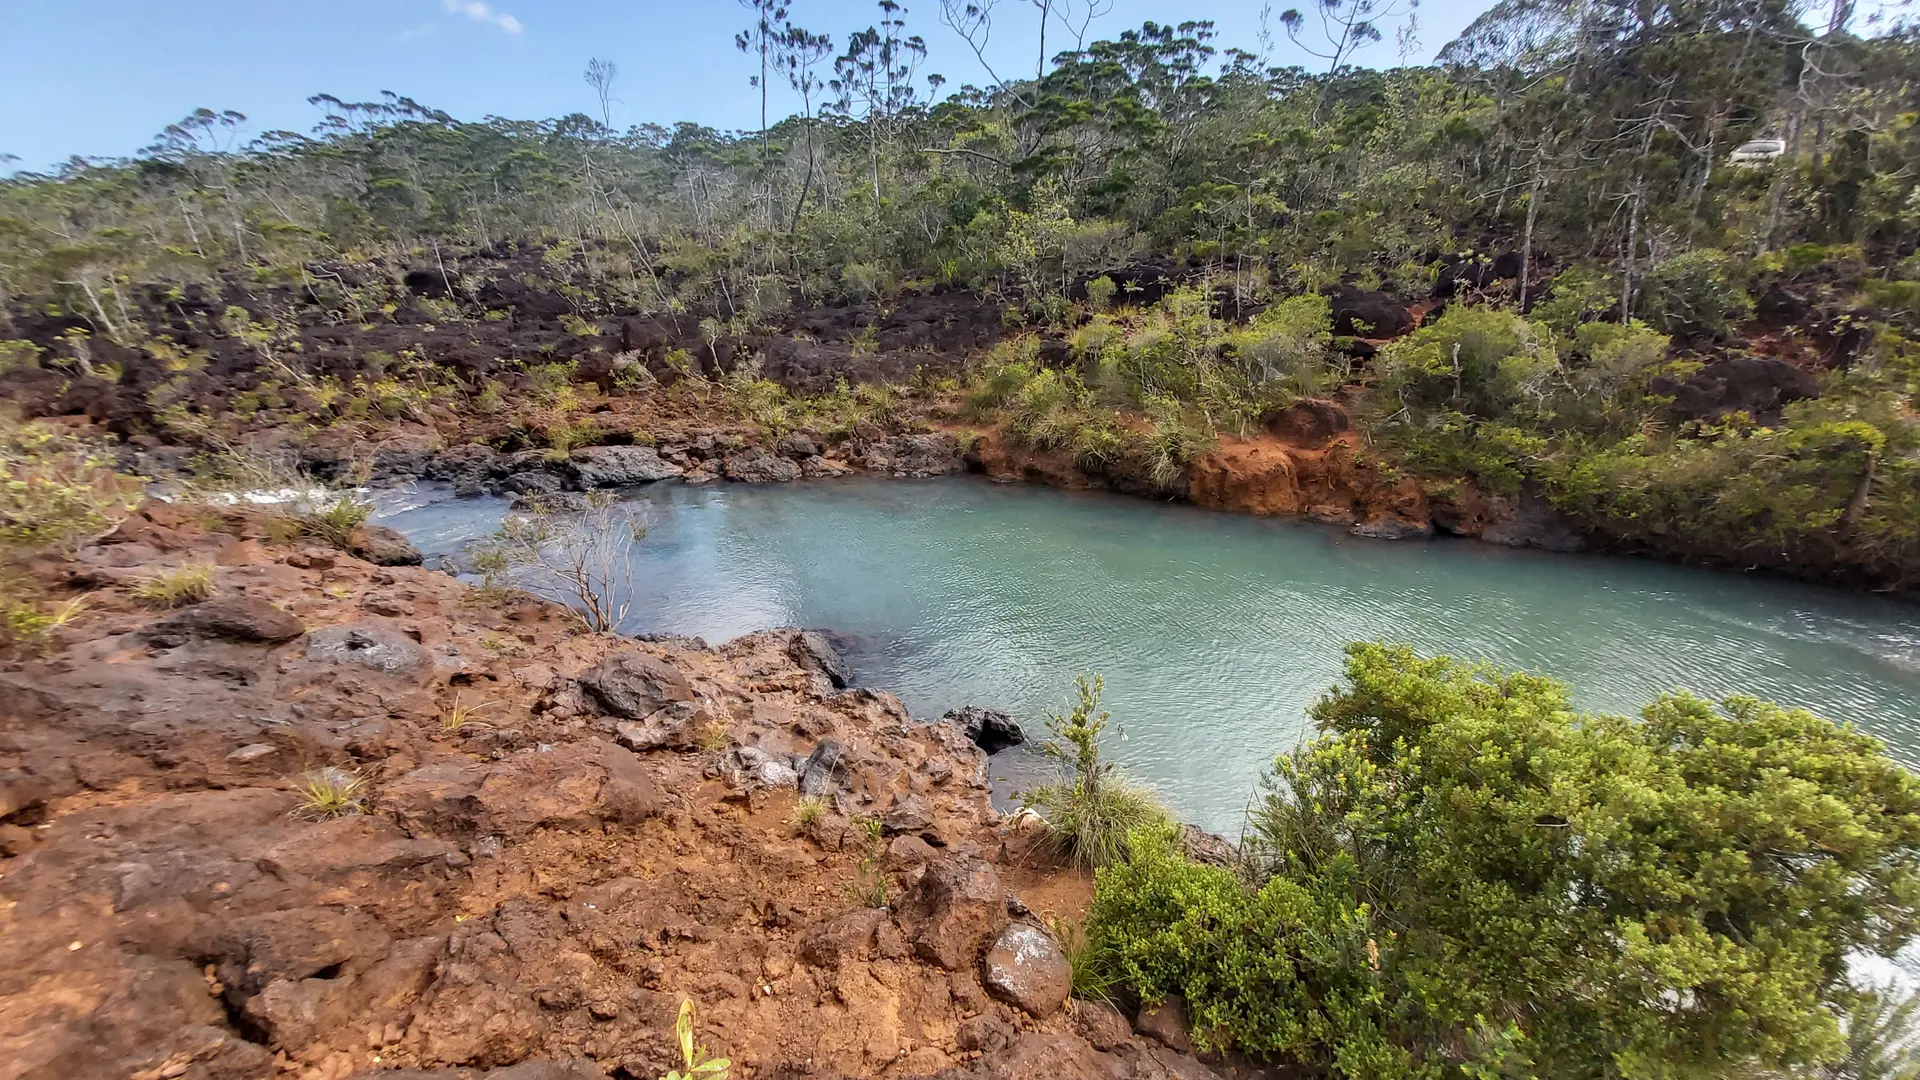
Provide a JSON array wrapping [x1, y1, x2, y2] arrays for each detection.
[[848, 816, 889, 909], [1021, 674, 1169, 870], [793, 794, 829, 835], [294, 767, 366, 818], [3, 590, 91, 652], [298, 494, 372, 549], [440, 693, 498, 735], [697, 719, 733, 755], [129, 563, 216, 609], [1054, 917, 1123, 1004]]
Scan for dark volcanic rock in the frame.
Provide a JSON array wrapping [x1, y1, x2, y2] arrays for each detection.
[[791, 630, 852, 688], [859, 433, 965, 477], [723, 448, 804, 483], [1331, 283, 1415, 338], [579, 653, 696, 718], [1652, 355, 1818, 424], [501, 470, 562, 496], [566, 445, 683, 488], [945, 706, 1025, 754], [305, 625, 430, 675], [350, 524, 423, 566], [1351, 516, 1434, 541], [141, 597, 305, 647], [798, 738, 850, 797]]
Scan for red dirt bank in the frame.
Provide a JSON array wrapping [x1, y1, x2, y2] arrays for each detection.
[[0, 504, 1245, 1080]]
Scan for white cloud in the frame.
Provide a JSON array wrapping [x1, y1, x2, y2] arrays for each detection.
[[442, 0, 523, 35]]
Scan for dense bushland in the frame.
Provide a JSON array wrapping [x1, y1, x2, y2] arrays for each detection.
[[1079, 642, 1920, 1079], [1, 0, 1918, 587]]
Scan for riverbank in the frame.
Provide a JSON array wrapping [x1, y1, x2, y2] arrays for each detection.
[[0, 500, 1240, 1079]]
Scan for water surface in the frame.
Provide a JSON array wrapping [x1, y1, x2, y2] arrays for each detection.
[[378, 477, 1920, 834]]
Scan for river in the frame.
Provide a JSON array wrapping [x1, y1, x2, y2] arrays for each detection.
[[377, 475, 1920, 836]]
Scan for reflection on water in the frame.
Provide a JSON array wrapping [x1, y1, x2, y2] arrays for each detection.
[[378, 476, 1920, 834]]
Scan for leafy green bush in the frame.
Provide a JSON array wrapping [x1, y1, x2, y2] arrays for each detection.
[[1530, 267, 1619, 335], [1639, 249, 1754, 339], [1, 412, 142, 553], [1225, 293, 1337, 398], [1246, 643, 1920, 1078]]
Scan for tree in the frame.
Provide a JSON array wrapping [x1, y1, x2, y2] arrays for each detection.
[[478, 492, 646, 634], [831, 1, 934, 202], [583, 58, 619, 127], [736, 0, 791, 199]]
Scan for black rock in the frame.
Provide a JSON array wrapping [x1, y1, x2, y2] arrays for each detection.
[[791, 630, 852, 688], [945, 706, 1025, 754], [799, 738, 849, 797]]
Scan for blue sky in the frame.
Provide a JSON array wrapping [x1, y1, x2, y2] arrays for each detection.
[[0, 0, 1491, 173]]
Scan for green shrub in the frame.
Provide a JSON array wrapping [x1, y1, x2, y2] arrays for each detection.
[[1226, 293, 1338, 398], [0, 412, 142, 553], [1247, 642, 1920, 1078], [1639, 249, 1753, 339], [1530, 267, 1619, 335]]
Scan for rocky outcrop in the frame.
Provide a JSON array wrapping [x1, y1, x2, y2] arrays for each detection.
[[946, 706, 1026, 753], [860, 433, 967, 476], [140, 596, 305, 646], [723, 448, 804, 483], [566, 444, 684, 487], [0, 501, 1234, 1079], [1331, 283, 1415, 339], [1652, 355, 1818, 423]]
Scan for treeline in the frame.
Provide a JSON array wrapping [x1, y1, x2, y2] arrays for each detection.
[[0, 0, 1913, 326]]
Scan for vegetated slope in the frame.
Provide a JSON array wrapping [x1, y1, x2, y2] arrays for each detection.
[[0, 5, 1916, 588]]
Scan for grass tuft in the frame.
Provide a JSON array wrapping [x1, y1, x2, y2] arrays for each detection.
[[1021, 674, 1169, 870], [129, 563, 216, 609], [440, 693, 498, 735], [294, 767, 366, 818]]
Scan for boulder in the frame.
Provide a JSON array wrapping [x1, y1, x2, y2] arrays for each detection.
[[723, 449, 803, 483], [1180, 824, 1238, 867], [861, 433, 965, 477], [501, 471, 562, 496], [1136, 995, 1194, 1053], [566, 445, 683, 488], [982, 922, 1073, 1017], [1350, 516, 1433, 541], [425, 444, 503, 490], [800, 455, 855, 478], [776, 431, 819, 459], [305, 625, 431, 676], [798, 739, 850, 798], [791, 629, 852, 688], [1480, 490, 1585, 553], [350, 524, 423, 566], [1331, 283, 1415, 339], [898, 856, 1006, 970], [882, 793, 933, 835], [612, 701, 710, 752], [728, 745, 800, 788], [1651, 355, 1818, 424], [945, 706, 1025, 753], [578, 652, 696, 718], [382, 739, 660, 840], [141, 596, 304, 646]]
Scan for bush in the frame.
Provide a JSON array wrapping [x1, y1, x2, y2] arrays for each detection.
[[1236, 642, 1920, 1078], [0, 412, 141, 553], [1225, 293, 1338, 398], [1639, 249, 1753, 339], [1021, 675, 1168, 869]]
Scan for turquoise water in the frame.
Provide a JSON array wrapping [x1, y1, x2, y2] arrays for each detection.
[[378, 477, 1920, 834]]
